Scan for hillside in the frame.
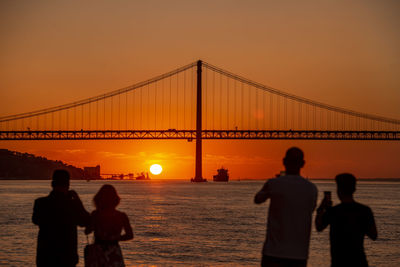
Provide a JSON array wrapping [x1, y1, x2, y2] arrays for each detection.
[[0, 149, 85, 179]]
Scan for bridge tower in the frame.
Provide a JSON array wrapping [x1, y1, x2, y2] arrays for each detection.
[[193, 60, 207, 182]]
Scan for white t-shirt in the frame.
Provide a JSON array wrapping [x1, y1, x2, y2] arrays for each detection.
[[261, 175, 318, 260]]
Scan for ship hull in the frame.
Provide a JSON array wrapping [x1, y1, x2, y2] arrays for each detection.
[[213, 176, 229, 182]]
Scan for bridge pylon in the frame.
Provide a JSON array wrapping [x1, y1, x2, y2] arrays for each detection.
[[192, 60, 207, 182]]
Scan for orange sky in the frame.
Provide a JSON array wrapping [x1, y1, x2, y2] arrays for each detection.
[[1, 1, 400, 178]]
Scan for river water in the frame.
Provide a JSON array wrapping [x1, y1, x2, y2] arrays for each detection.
[[0, 180, 399, 266]]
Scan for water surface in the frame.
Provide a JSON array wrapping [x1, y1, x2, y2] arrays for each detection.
[[0, 180, 399, 266]]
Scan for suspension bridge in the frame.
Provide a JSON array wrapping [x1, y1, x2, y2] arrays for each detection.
[[1, 60, 399, 181]]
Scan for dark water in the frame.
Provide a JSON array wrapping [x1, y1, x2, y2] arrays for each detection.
[[0, 180, 399, 266]]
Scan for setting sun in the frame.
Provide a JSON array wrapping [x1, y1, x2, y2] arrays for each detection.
[[150, 164, 162, 175]]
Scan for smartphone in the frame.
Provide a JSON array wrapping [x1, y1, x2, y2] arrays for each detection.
[[324, 191, 332, 203]]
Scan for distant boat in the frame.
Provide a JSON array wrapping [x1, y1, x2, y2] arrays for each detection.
[[213, 167, 229, 182], [136, 172, 150, 180]]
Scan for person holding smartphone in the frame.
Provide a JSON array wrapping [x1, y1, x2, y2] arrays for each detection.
[[32, 169, 90, 267], [315, 173, 377, 267]]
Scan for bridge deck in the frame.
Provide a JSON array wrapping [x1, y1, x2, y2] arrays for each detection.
[[1, 130, 399, 140]]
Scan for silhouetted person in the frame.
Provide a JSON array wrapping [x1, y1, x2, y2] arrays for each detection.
[[254, 147, 318, 267], [85, 184, 133, 266], [32, 169, 90, 267], [315, 173, 377, 267]]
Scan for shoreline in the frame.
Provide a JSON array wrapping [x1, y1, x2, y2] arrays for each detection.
[[1, 177, 400, 182]]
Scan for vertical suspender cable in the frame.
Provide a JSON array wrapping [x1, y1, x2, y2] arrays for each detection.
[[118, 93, 121, 130], [227, 76, 229, 129], [202, 68, 208, 129], [97, 100, 99, 130], [63, 108, 65, 130], [161, 79, 164, 129], [74, 107, 76, 130], [320, 108, 323, 130], [220, 73, 222, 129], [270, 93, 273, 130], [305, 104, 308, 130], [191, 67, 194, 129], [155, 81, 157, 129], [283, 97, 287, 130], [291, 99, 294, 129], [111, 97, 113, 130], [140, 86, 142, 129], [88, 103, 91, 130], [298, 102, 302, 130], [132, 91, 134, 130], [234, 79, 237, 129], [183, 69, 186, 129], [357, 116, 360, 131], [241, 83, 244, 130], [170, 76, 172, 128], [177, 72, 179, 128], [333, 110, 336, 131], [313, 105, 316, 130], [126, 92, 128, 130], [213, 70, 215, 130], [277, 95, 280, 129], [255, 88, 258, 129], [328, 110, 331, 131], [248, 84, 251, 129], [262, 88, 265, 130], [147, 83, 150, 130]]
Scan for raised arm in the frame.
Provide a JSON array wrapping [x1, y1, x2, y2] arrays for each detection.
[[120, 213, 134, 241], [315, 210, 329, 232], [254, 181, 270, 204], [315, 199, 331, 232], [366, 209, 377, 241], [32, 199, 41, 225], [70, 190, 90, 227]]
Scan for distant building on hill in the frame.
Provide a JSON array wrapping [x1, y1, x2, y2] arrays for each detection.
[[84, 165, 101, 179]]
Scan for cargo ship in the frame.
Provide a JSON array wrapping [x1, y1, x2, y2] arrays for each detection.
[[213, 167, 229, 182]]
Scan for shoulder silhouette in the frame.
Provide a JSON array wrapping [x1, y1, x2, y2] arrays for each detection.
[[32, 169, 89, 267]]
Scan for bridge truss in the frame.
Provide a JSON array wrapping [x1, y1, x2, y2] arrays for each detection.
[[1, 130, 399, 141]]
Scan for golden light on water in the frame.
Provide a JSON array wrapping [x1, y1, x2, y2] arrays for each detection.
[[150, 164, 162, 175]]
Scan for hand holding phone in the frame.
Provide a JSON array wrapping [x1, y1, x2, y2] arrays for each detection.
[[323, 191, 332, 207]]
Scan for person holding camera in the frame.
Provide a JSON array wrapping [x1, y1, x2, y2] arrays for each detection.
[[315, 173, 377, 267], [32, 169, 90, 267]]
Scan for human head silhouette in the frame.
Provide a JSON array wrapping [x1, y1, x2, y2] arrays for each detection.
[[283, 147, 305, 175], [335, 173, 356, 200], [94, 184, 120, 210], [51, 169, 70, 193]]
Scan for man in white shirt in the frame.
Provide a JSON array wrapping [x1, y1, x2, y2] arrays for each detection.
[[254, 147, 318, 267]]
